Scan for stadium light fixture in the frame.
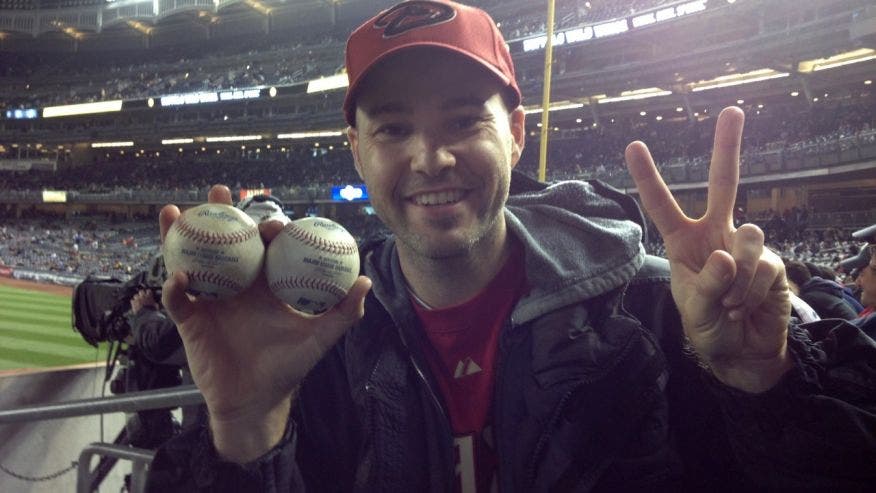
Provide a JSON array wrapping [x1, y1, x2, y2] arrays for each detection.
[[595, 87, 672, 104], [51, 20, 84, 40], [798, 48, 876, 73], [243, 0, 272, 15], [523, 101, 584, 114], [161, 138, 194, 145], [791, 91, 799, 96], [306, 74, 348, 94], [43, 100, 124, 118], [277, 130, 345, 139], [205, 135, 262, 143], [687, 69, 789, 92], [91, 141, 134, 148], [865, 80, 872, 85], [126, 20, 153, 35]]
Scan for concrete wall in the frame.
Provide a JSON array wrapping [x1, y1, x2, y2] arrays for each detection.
[[0, 364, 130, 492]]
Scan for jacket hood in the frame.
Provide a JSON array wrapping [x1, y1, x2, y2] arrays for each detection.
[[802, 276, 845, 297], [505, 180, 644, 324], [362, 176, 645, 326]]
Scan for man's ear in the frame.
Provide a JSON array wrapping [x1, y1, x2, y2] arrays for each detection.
[[509, 106, 525, 168], [347, 125, 364, 179]]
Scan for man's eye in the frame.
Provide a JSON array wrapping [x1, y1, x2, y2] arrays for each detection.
[[452, 116, 484, 130]]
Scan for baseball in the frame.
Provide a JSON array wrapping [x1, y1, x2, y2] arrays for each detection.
[[266, 217, 360, 314], [163, 203, 265, 300]]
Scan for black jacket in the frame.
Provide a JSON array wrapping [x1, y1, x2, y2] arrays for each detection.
[[799, 277, 859, 320], [148, 176, 876, 491]]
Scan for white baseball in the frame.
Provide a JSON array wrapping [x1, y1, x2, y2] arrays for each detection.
[[163, 203, 265, 300], [266, 217, 359, 314]]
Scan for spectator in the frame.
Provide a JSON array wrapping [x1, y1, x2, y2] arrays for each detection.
[[849, 245, 876, 338], [785, 259, 858, 320], [147, 1, 876, 491]]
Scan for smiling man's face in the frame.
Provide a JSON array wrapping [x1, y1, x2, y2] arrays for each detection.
[[348, 48, 524, 262]]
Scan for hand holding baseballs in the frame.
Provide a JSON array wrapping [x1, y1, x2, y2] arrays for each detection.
[[159, 184, 372, 462]]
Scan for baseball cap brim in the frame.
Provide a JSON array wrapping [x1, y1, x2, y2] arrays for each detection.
[[839, 245, 871, 273], [852, 223, 876, 242], [343, 42, 518, 125]]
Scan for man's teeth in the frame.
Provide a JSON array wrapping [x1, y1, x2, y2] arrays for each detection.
[[413, 190, 464, 206]]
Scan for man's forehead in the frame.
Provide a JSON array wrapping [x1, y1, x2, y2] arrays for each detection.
[[361, 93, 492, 117]]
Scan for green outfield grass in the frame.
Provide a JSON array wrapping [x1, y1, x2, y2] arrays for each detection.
[[0, 284, 108, 371]]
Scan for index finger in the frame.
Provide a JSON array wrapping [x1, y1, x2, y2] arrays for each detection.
[[159, 184, 234, 243], [705, 107, 744, 224], [159, 204, 180, 243], [625, 140, 688, 237]]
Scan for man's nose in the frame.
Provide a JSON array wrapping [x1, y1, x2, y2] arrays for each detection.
[[409, 134, 455, 176]]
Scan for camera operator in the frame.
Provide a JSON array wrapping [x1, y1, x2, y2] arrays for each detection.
[[122, 288, 184, 448], [129, 286, 207, 433]]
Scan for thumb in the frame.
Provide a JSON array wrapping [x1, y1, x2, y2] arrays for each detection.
[[312, 276, 372, 350], [695, 250, 735, 303], [685, 250, 735, 328]]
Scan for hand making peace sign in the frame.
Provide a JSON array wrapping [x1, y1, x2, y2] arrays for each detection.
[[625, 107, 793, 393]]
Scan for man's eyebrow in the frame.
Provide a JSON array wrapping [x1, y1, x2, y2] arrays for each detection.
[[364, 95, 488, 117]]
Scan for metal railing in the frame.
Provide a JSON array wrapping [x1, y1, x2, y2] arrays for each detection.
[[77, 443, 154, 493], [0, 385, 204, 492]]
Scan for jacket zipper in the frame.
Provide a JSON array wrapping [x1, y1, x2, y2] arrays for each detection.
[[408, 353, 456, 485], [523, 383, 585, 488], [494, 318, 513, 490]]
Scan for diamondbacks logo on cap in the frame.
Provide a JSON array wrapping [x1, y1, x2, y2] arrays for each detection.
[[373, 0, 456, 38]]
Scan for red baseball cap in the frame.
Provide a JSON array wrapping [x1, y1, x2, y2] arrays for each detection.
[[343, 0, 521, 126]]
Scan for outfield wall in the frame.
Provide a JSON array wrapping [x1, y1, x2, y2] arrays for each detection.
[[0, 365, 127, 492]]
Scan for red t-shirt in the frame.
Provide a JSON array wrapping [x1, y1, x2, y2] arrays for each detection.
[[411, 243, 527, 493]]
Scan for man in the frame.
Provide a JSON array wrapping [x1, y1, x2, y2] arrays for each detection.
[[847, 245, 876, 338], [147, 1, 876, 491], [784, 259, 857, 320], [856, 246, 876, 313]]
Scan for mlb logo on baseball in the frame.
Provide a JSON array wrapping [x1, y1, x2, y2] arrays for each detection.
[[266, 217, 360, 314]]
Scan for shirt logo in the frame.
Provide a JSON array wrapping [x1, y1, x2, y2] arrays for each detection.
[[373, 0, 456, 38], [454, 357, 482, 379]]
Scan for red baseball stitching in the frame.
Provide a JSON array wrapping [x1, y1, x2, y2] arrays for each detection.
[[188, 270, 244, 292], [177, 215, 258, 245], [270, 276, 347, 299], [283, 223, 357, 256]]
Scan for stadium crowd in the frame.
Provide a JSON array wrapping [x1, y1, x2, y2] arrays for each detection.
[[2, 91, 873, 195], [516, 92, 876, 181], [0, 213, 160, 280], [0, 0, 676, 109]]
